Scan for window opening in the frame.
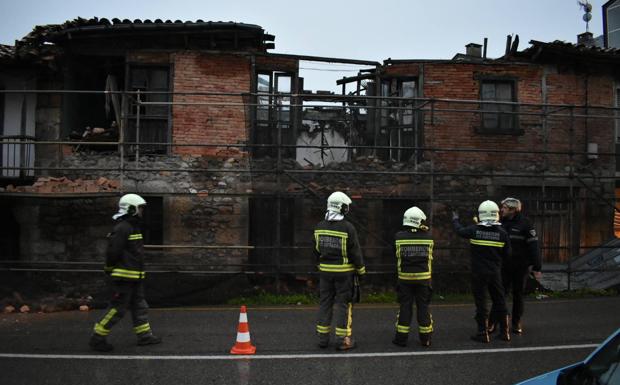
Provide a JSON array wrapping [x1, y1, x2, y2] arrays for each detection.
[[126, 66, 170, 154], [481, 80, 518, 132]]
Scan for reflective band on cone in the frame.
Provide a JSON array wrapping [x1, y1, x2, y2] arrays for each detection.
[[230, 305, 256, 355]]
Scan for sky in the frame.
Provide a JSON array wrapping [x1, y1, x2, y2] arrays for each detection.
[[0, 0, 609, 92]]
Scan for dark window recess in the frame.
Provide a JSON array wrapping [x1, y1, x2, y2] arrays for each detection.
[[380, 199, 428, 261], [248, 197, 295, 272], [142, 196, 164, 245], [378, 78, 420, 162], [480, 80, 519, 132], [0, 201, 20, 260], [252, 71, 294, 158], [126, 66, 170, 154]]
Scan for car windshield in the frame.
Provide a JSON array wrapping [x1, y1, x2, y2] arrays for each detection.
[[586, 332, 620, 385]]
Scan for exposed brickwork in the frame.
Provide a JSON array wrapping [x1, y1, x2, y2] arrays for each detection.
[[172, 52, 252, 157], [383, 62, 614, 175]]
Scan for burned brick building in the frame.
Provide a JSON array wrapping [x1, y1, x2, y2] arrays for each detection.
[[0, 18, 619, 304]]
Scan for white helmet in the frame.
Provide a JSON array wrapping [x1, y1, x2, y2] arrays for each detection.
[[327, 191, 352, 214], [478, 200, 500, 222], [500, 197, 522, 212], [403, 206, 426, 228], [113, 193, 147, 220]]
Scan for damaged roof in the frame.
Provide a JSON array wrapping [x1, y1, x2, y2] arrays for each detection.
[[16, 17, 275, 53], [516, 39, 620, 65], [0, 44, 15, 60]]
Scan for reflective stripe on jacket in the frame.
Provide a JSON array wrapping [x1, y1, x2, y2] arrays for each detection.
[[105, 216, 146, 280], [394, 228, 433, 282], [453, 219, 511, 275], [314, 219, 365, 275]]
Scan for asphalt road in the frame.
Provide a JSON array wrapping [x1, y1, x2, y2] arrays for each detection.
[[0, 296, 618, 385]]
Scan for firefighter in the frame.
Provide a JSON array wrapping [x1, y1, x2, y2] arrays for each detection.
[[392, 206, 434, 348], [497, 197, 541, 335], [314, 191, 366, 350], [88, 193, 162, 352], [453, 200, 511, 343]]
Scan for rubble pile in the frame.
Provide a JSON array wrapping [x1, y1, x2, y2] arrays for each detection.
[[2, 292, 94, 314], [4, 176, 119, 193]]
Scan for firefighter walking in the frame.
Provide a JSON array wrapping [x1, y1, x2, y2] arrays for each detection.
[[314, 191, 366, 350], [498, 197, 542, 335], [392, 207, 434, 347], [88, 193, 162, 352], [453, 200, 511, 343]]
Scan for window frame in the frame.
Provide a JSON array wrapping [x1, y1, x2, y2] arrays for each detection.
[[252, 70, 295, 158], [477, 76, 522, 135], [378, 77, 420, 162], [124, 63, 172, 155]]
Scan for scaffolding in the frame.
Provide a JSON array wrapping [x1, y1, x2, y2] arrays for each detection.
[[1, 89, 619, 294]]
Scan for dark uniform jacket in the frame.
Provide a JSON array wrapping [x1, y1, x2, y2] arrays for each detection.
[[453, 220, 511, 275], [314, 218, 366, 275], [501, 213, 541, 271], [394, 228, 433, 284], [104, 216, 146, 280]]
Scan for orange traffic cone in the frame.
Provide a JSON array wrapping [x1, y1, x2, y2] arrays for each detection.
[[230, 305, 256, 355]]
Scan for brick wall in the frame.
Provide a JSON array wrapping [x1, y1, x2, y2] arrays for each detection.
[[172, 52, 252, 157], [382, 62, 615, 175]]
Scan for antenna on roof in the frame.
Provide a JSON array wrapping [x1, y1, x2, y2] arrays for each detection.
[[578, 1, 592, 33]]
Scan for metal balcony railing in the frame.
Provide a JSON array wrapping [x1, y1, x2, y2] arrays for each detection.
[[1, 135, 35, 179]]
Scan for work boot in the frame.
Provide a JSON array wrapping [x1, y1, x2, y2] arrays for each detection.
[[392, 332, 408, 347], [512, 320, 523, 334], [318, 334, 330, 349], [89, 334, 113, 352], [470, 319, 490, 343], [137, 333, 162, 346], [336, 336, 356, 351], [499, 316, 511, 342], [419, 333, 432, 347]]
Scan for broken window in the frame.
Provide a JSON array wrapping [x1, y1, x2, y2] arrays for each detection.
[[480, 80, 518, 132], [126, 66, 170, 154], [253, 71, 294, 158], [378, 78, 419, 162]]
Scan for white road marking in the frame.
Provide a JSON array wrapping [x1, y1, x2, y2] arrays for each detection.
[[0, 343, 598, 360]]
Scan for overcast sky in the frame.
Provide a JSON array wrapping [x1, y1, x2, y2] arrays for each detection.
[[0, 0, 608, 92]]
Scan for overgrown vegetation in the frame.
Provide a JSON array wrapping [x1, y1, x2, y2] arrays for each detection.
[[225, 287, 618, 306]]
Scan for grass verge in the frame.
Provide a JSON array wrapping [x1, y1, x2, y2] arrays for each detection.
[[226, 288, 617, 306]]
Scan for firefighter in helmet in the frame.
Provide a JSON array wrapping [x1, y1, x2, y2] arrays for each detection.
[[89, 193, 162, 352], [453, 200, 512, 343], [392, 206, 434, 347], [496, 197, 541, 335], [314, 191, 366, 350]]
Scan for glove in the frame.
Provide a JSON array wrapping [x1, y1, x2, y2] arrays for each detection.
[[452, 210, 459, 220]]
